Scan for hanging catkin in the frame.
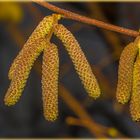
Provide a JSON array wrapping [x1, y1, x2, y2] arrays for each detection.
[[54, 24, 100, 99], [116, 38, 139, 104], [42, 43, 59, 121], [130, 56, 140, 121], [4, 38, 47, 106], [8, 15, 54, 80]]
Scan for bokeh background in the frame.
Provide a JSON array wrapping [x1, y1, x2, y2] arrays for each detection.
[[0, 2, 140, 138]]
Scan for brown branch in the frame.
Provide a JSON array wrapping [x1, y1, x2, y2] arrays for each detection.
[[32, 1, 139, 37]]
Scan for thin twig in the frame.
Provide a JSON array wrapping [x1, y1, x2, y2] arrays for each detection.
[[32, 1, 139, 37]]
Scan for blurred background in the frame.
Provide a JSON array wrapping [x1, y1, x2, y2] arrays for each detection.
[[0, 2, 140, 138]]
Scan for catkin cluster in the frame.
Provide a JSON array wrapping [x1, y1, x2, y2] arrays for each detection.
[[5, 14, 60, 121], [4, 14, 101, 121], [116, 36, 140, 121]]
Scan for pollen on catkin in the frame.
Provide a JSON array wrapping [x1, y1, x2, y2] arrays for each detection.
[[4, 38, 47, 106], [130, 56, 140, 121], [8, 15, 54, 80], [42, 43, 59, 121], [54, 24, 100, 99], [116, 39, 138, 104]]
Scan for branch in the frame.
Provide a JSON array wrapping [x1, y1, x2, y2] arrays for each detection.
[[32, 1, 139, 37]]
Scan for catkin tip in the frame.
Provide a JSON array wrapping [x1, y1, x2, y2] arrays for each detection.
[[4, 94, 19, 106], [44, 114, 58, 122], [4, 99, 16, 106]]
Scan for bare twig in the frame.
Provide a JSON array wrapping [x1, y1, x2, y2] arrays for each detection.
[[32, 1, 139, 37]]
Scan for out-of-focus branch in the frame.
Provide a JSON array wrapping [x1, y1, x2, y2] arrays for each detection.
[[59, 84, 106, 137], [66, 116, 106, 132], [66, 116, 124, 138], [32, 1, 139, 37]]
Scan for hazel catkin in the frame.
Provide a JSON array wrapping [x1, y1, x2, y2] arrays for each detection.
[[130, 56, 140, 121], [8, 15, 54, 80], [4, 38, 47, 106], [116, 39, 138, 104], [42, 43, 59, 121], [54, 24, 100, 99]]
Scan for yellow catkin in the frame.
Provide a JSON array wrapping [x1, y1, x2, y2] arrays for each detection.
[[4, 38, 47, 106], [42, 43, 59, 121], [116, 38, 139, 104], [8, 15, 54, 80], [130, 56, 140, 121], [54, 24, 100, 99]]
